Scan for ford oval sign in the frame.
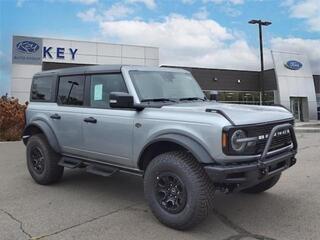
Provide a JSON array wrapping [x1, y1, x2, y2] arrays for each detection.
[[16, 41, 40, 54], [284, 60, 303, 70]]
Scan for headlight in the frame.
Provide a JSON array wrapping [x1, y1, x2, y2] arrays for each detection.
[[230, 130, 247, 152]]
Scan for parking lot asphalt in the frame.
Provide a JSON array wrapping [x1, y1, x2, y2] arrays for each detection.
[[0, 132, 319, 240]]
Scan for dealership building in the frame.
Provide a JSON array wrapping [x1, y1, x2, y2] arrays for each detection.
[[11, 35, 320, 121]]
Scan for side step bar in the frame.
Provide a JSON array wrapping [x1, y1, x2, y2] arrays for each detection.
[[58, 155, 143, 177], [59, 157, 83, 168], [86, 165, 118, 177]]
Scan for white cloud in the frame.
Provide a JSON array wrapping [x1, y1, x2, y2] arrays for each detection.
[[286, 0, 320, 32], [181, 0, 195, 4], [221, 5, 242, 17], [16, 0, 27, 7], [18, 0, 98, 7], [77, 5, 319, 73], [127, 0, 156, 9], [204, 0, 243, 17], [271, 37, 320, 74], [77, 8, 99, 22], [103, 3, 134, 20], [69, 0, 98, 4], [99, 15, 261, 70], [205, 0, 245, 5], [192, 7, 209, 19], [77, 3, 134, 22]]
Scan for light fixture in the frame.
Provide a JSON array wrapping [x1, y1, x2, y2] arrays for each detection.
[[248, 19, 272, 105]]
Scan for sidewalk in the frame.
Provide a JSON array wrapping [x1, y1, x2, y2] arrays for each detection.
[[294, 120, 320, 133]]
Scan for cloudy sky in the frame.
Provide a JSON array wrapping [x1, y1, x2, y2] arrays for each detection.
[[0, 0, 320, 95]]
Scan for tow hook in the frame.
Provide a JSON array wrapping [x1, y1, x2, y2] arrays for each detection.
[[260, 168, 268, 176], [257, 161, 268, 176], [220, 184, 239, 194], [291, 158, 297, 166]]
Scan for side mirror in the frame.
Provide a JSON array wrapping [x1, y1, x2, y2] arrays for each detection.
[[109, 92, 134, 109]]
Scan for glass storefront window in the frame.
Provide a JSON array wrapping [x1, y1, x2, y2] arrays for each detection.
[[263, 91, 275, 105], [203, 90, 275, 105]]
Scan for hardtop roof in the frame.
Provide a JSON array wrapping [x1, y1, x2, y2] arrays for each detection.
[[34, 64, 124, 77], [33, 64, 189, 77]]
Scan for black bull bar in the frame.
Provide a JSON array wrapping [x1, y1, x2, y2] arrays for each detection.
[[204, 123, 298, 189]]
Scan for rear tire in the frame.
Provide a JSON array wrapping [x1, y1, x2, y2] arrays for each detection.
[[144, 151, 215, 230], [26, 134, 64, 185], [241, 174, 281, 194]]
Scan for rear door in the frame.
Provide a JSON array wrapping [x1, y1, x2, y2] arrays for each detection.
[[50, 75, 86, 155], [81, 73, 135, 167]]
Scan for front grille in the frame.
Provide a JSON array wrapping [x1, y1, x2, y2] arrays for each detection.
[[245, 120, 294, 154]]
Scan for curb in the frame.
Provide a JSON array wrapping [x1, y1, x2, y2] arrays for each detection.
[[294, 128, 320, 133]]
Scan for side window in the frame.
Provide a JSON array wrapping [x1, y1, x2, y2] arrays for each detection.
[[31, 76, 54, 101], [57, 75, 85, 106], [90, 74, 128, 108]]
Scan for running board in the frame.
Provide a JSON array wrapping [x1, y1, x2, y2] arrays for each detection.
[[86, 165, 118, 177], [58, 155, 143, 177], [59, 157, 83, 168]]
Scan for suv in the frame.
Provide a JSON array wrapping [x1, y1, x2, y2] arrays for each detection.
[[23, 65, 297, 230]]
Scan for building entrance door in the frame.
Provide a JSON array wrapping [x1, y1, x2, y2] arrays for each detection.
[[290, 97, 308, 121], [290, 97, 301, 121]]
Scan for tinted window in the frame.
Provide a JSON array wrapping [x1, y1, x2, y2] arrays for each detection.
[[90, 74, 127, 108], [58, 75, 85, 106], [31, 76, 54, 101]]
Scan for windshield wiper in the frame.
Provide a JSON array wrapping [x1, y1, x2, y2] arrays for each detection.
[[141, 98, 177, 103], [179, 97, 206, 101]]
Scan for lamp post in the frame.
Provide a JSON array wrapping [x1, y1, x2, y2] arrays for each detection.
[[248, 19, 272, 105]]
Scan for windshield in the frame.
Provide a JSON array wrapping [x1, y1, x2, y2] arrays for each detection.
[[129, 70, 205, 102]]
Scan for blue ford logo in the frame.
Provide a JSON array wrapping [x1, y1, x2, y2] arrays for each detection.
[[16, 41, 40, 54], [284, 60, 303, 70]]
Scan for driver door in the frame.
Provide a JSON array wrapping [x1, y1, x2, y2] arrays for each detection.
[[81, 73, 135, 167]]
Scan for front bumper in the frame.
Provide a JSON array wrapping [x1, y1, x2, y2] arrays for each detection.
[[204, 150, 296, 188], [204, 123, 298, 191]]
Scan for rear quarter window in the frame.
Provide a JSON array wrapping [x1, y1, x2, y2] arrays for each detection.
[[31, 76, 56, 102]]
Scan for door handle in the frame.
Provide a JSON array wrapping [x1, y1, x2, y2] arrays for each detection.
[[50, 113, 61, 120], [84, 117, 97, 123]]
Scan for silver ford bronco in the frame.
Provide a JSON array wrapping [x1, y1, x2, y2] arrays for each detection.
[[23, 65, 297, 230]]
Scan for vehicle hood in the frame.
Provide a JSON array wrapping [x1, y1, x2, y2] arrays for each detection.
[[162, 101, 293, 125]]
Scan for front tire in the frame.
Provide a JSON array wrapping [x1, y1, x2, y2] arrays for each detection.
[[144, 151, 215, 230], [26, 134, 64, 185], [241, 174, 281, 194]]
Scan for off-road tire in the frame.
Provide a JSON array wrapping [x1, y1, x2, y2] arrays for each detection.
[[241, 173, 281, 194], [144, 151, 215, 230], [26, 134, 64, 185]]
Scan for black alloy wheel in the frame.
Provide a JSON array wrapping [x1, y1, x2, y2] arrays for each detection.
[[30, 146, 45, 174], [155, 172, 187, 214]]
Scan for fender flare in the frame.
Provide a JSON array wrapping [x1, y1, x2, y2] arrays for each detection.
[[138, 133, 215, 167], [23, 121, 61, 153]]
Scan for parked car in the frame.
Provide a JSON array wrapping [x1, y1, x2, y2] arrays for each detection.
[[23, 65, 298, 230]]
